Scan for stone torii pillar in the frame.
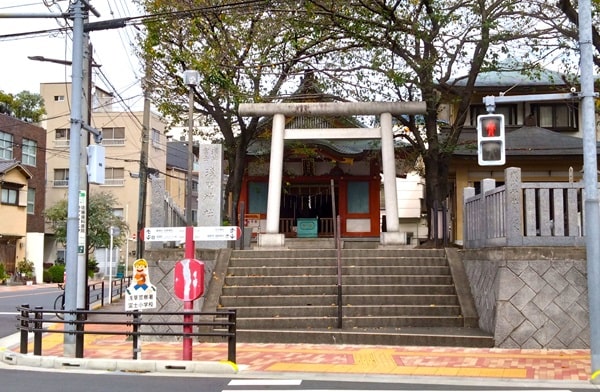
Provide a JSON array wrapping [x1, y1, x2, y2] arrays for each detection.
[[239, 101, 426, 248]]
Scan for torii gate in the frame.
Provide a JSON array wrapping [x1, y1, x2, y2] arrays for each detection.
[[238, 101, 427, 248]]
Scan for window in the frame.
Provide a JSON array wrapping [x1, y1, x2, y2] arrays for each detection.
[[0, 131, 13, 159], [56, 249, 65, 263], [101, 127, 125, 145], [27, 188, 35, 214], [55, 128, 70, 147], [470, 105, 517, 127], [104, 167, 125, 186], [347, 181, 370, 214], [152, 128, 162, 149], [55, 128, 70, 140], [54, 95, 65, 102], [1, 186, 18, 205], [112, 208, 124, 217], [22, 138, 37, 166], [53, 168, 69, 187], [531, 103, 578, 131]]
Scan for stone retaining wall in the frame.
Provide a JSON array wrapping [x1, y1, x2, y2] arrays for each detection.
[[461, 247, 589, 348]]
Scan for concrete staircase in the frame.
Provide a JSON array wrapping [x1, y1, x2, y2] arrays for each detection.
[[217, 247, 494, 347]]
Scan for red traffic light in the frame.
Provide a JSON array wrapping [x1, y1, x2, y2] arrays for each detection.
[[476, 114, 505, 166]]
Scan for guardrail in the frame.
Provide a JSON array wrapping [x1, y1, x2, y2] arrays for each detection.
[[16, 305, 237, 362], [87, 277, 130, 307]]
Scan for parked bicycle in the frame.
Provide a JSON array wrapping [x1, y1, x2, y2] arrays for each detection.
[[53, 283, 65, 320]]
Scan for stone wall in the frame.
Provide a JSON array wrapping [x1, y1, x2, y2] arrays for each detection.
[[140, 248, 220, 341], [461, 247, 589, 349]]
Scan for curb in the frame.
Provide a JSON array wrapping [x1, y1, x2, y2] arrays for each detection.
[[0, 350, 238, 374]]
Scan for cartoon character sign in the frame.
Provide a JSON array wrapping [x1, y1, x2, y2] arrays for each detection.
[[125, 258, 157, 310]]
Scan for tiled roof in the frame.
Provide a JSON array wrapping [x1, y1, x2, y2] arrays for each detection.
[[0, 159, 33, 178], [454, 126, 594, 157]]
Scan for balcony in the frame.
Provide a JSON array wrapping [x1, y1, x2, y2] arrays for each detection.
[[53, 180, 69, 187], [101, 179, 125, 186]]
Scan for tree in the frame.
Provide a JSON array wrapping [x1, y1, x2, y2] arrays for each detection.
[[45, 191, 128, 253], [0, 90, 46, 123], [306, 0, 564, 240], [136, 0, 348, 224], [556, 0, 600, 68]]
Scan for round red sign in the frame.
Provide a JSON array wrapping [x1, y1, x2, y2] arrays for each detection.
[[174, 258, 205, 301]]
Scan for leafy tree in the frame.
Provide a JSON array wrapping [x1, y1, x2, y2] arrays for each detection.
[[306, 0, 565, 240], [555, 0, 600, 68], [136, 0, 346, 224], [44, 191, 128, 253], [0, 90, 46, 123]]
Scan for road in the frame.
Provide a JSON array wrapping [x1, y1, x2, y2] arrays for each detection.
[[0, 368, 595, 392], [0, 285, 61, 337]]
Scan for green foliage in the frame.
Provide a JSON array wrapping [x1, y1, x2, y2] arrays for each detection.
[[137, 0, 342, 225], [46, 264, 65, 283], [44, 191, 129, 253], [87, 257, 99, 278], [0, 90, 46, 122], [0, 263, 8, 282], [16, 258, 35, 280]]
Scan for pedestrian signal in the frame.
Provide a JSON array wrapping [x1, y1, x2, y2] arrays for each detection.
[[477, 114, 505, 166]]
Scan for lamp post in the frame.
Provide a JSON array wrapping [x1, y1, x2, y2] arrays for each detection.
[[183, 70, 200, 226]]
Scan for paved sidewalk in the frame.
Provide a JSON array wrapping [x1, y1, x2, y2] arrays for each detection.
[[0, 287, 593, 382], [2, 319, 592, 382]]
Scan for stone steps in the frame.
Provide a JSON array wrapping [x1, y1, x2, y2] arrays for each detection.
[[217, 247, 493, 347]]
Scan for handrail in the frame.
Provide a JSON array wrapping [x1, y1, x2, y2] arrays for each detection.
[[335, 215, 342, 329], [16, 305, 237, 363], [331, 179, 343, 329]]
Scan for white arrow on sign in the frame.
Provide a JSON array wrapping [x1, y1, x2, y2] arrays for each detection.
[[193, 226, 241, 241], [143, 227, 186, 242], [143, 226, 241, 242]]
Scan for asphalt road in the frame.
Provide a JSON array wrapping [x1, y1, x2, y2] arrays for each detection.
[[0, 285, 61, 337], [0, 368, 595, 392]]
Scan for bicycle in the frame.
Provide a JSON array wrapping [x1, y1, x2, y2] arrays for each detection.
[[53, 283, 65, 320]]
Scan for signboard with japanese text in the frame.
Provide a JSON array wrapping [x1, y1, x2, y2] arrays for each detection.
[[143, 226, 241, 242], [125, 258, 157, 311], [78, 190, 86, 254]]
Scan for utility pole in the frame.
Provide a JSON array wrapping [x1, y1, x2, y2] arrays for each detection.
[[136, 62, 152, 259], [78, 21, 91, 315], [63, 0, 86, 357], [579, 0, 600, 383]]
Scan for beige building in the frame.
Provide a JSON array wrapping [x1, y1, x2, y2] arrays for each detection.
[[40, 83, 169, 269]]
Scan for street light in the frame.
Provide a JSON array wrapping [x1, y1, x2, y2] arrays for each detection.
[[183, 70, 200, 227]]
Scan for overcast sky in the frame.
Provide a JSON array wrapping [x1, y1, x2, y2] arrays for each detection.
[[0, 0, 144, 110]]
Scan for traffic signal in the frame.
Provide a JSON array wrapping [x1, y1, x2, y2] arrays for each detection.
[[477, 113, 505, 166]]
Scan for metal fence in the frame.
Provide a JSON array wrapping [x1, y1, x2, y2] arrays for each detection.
[[16, 305, 237, 363]]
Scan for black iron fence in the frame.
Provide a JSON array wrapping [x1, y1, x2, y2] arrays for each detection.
[[16, 305, 237, 363]]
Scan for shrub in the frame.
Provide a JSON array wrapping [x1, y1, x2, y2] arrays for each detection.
[[16, 258, 35, 280], [0, 263, 7, 282], [47, 264, 65, 283]]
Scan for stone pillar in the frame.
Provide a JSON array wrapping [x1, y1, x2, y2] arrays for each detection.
[[197, 144, 224, 249], [380, 112, 402, 245], [463, 187, 475, 248], [504, 167, 523, 246], [259, 113, 285, 248]]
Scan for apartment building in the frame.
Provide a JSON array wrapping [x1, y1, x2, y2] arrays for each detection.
[[40, 83, 168, 269], [0, 114, 47, 279]]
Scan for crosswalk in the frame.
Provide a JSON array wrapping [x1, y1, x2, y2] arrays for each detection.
[[222, 380, 574, 392]]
